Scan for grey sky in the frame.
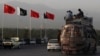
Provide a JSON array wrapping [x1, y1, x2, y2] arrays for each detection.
[[1, 0, 100, 14], [1, 0, 100, 9], [0, 0, 100, 29]]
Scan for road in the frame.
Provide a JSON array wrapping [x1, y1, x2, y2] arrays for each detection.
[[0, 44, 100, 56]]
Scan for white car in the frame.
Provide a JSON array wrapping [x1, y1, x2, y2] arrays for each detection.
[[2, 40, 21, 49], [47, 39, 61, 51], [2, 37, 21, 49]]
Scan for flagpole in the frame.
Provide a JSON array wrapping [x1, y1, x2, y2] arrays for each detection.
[[17, 15, 19, 37], [43, 12, 54, 42], [40, 13, 43, 39], [44, 20, 46, 36], [2, 5, 4, 40], [17, 7, 19, 37], [44, 13, 47, 43], [29, 17, 32, 40], [17, 7, 28, 38], [44, 19, 48, 43], [40, 18, 42, 39]]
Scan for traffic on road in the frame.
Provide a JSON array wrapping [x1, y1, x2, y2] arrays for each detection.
[[0, 41, 100, 56]]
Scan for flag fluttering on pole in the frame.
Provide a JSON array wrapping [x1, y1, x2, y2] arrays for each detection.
[[44, 12, 55, 20], [31, 10, 39, 18], [4, 4, 15, 14], [17, 7, 27, 16]]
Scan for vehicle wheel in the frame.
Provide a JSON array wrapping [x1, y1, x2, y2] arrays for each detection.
[[57, 49, 61, 51], [82, 46, 90, 54], [17, 46, 20, 49], [89, 43, 97, 54], [61, 46, 66, 54], [47, 49, 50, 51], [4, 46, 7, 49], [92, 46, 97, 54], [8, 46, 12, 49]]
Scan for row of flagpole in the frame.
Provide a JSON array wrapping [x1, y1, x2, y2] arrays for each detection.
[[2, 4, 55, 41]]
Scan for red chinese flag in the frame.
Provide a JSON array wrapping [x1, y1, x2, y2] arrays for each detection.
[[44, 12, 55, 20], [4, 4, 15, 14], [31, 10, 39, 18]]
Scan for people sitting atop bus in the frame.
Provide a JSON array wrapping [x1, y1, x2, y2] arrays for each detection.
[[64, 10, 73, 21], [67, 10, 73, 19], [76, 8, 84, 18]]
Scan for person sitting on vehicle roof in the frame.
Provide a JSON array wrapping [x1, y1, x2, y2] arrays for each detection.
[[64, 10, 73, 23], [76, 8, 84, 18], [67, 10, 73, 19]]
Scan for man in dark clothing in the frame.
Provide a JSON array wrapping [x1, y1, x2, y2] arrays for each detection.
[[64, 10, 73, 24], [77, 9, 84, 18]]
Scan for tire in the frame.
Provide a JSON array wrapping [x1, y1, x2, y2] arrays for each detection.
[[82, 46, 90, 54], [58, 49, 61, 51], [17, 45, 21, 49], [3, 45, 6, 49], [9, 46, 12, 49], [89, 43, 97, 54], [18, 44, 21, 49], [61, 46, 66, 54], [47, 49, 50, 51], [92, 46, 97, 54]]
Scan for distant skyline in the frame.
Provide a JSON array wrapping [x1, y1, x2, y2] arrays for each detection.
[[0, 0, 100, 30]]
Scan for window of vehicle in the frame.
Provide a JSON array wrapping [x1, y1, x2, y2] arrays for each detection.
[[49, 39, 58, 43]]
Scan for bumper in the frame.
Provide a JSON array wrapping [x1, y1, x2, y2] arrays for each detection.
[[47, 46, 61, 50]]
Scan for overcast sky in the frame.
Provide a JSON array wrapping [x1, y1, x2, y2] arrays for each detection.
[[0, 0, 100, 29], [1, 0, 100, 10]]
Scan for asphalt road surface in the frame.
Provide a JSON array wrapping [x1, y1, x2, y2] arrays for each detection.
[[0, 44, 100, 56]]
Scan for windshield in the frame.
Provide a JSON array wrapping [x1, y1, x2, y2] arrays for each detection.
[[49, 39, 58, 43]]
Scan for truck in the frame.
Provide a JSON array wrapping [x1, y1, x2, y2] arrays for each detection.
[[2, 37, 21, 49], [59, 16, 97, 54]]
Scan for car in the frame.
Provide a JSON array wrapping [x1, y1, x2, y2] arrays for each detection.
[[2, 37, 21, 49], [47, 39, 61, 51]]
